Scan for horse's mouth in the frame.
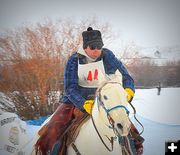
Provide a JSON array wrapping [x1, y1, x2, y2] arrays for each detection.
[[116, 122, 131, 136]]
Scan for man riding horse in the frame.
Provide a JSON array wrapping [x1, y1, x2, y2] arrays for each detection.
[[35, 27, 144, 155]]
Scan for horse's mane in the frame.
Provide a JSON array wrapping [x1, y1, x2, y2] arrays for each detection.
[[96, 73, 122, 95]]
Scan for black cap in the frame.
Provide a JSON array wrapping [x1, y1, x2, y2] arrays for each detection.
[[82, 27, 104, 49]]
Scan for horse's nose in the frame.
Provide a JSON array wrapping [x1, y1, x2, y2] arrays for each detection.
[[117, 123, 123, 129]]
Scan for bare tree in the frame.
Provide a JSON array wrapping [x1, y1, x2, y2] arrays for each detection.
[[0, 17, 115, 119]]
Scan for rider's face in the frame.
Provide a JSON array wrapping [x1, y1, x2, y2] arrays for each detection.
[[84, 46, 102, 59]]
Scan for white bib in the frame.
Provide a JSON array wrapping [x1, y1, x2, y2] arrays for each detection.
[[78, 59, 108, 88]]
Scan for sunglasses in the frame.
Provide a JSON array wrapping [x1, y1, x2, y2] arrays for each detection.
[[89, 44, 102, 50]]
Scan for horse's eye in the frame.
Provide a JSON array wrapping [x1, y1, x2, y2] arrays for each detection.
[[103, 95, 108, 100]]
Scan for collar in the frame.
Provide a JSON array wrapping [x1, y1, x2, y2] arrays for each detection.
[[77, 46, 98, 63]]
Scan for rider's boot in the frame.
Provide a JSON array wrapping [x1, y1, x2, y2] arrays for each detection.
[[130, 123, 144, 155], [35, 103, 75, 155]]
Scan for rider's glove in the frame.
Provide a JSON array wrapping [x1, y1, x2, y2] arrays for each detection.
[[83, 100, 94, 114], [125, 88, 135, 103]]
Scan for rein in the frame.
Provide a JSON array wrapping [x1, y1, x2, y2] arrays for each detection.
[[92, 81, 144, 152], [88, 81, 130, 152], [90, 114, 114, 152], [129, 102, 144, 136]]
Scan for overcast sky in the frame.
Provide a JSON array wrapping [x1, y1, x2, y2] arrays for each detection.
[[0, 0, 180, 48]]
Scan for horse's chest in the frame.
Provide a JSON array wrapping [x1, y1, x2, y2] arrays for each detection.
[[67, 120, 122, 155]]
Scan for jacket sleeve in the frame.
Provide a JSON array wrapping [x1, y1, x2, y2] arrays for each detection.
[[64, 53, 86, 111], [104, 49, 135, 92]]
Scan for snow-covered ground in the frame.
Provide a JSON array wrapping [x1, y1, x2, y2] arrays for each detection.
[[132, 88, 180, 125], [0, 111, 29, 155], [0, 88, 180, 155]]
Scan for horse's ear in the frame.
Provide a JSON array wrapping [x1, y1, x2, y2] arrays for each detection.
[[112, 70, 123, 84], [98, 70, 107, 85]]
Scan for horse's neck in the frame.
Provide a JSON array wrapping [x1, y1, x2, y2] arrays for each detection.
[[67, 99, 123, 155]]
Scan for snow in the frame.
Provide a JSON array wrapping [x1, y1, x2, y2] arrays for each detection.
[[21, 125, 40, 155], [131, 88, 180, 125], [134, 116, 180, 155], [0, 88, 180, 155], [0, 112, 29, 155], [0, 92, 15, 111]]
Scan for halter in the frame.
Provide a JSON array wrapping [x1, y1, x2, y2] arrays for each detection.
[[90, 81, 130, 152], [93, 81, 144, 151], [97, 80, 144, 132], [96, 81, 130, 116], [98, 96, 130, 115]]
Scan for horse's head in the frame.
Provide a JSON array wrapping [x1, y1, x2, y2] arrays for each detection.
[[94, 70, 131, 136]]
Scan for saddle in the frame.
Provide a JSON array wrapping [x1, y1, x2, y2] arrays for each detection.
[[66, 108, 90, 146], [53, 108, 89, 155], [50, 106, 144, 155]]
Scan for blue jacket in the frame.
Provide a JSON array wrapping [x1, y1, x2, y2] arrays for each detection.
[[62, 48, 135, 111]]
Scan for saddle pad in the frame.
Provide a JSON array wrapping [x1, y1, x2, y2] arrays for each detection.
[[66, 109, 90, 146]]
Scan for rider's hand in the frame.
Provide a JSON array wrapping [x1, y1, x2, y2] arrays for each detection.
[[83, 100, 94, 114], [125, 88, 134, 103]]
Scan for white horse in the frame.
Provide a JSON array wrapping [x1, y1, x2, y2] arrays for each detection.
[[32, 70, 133, 155], [67, 71, 133, 155]]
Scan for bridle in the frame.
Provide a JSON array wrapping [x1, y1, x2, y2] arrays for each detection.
[[96, 81, 130, 114], [91, 81, 144, 152], [91, 81, 130, 152]]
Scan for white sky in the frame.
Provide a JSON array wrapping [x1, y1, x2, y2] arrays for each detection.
[[0, 0, 180, 48]]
